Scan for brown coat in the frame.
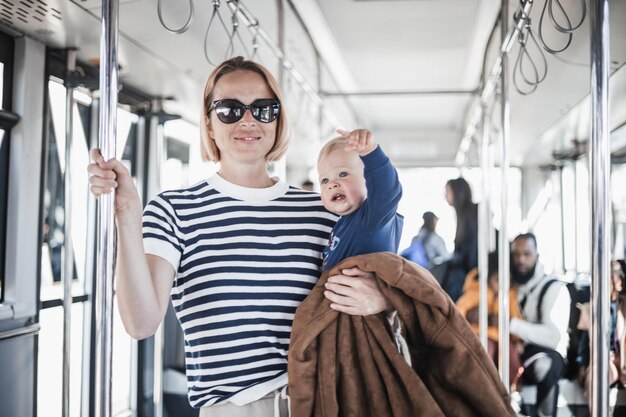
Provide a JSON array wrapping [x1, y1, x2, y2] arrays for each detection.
[[288, 252, 515, 417]]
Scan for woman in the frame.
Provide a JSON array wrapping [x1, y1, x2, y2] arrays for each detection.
[[88, 57, 390, 417], [441, 177, 478, 301]]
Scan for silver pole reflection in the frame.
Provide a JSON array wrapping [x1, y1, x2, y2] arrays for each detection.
[[589, 0, 610, 416], [478, 106, 492, 350], [62, 47, 77, 417], [95, 0, 119, 416], [498, 0, 511, 392]]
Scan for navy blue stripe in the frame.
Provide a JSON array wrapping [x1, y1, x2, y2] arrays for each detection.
[[182, 317, 292, 334], [176, 291, 306, 314], [184, 228, 331, 246], [277, 196, 323, 202], [174, 202, 327, 214], [176, 305, 297, 325], [188, 363, 286, 385], [183, 241, 325, 260], [177, 266, 319, 287], [178, 214, 334, 229], [142, 232, 182, 251], [143, 216, 174, 232], [167, 195, 236, 207], [187, 352, 285, 372], [182, 253, 321, 271], [185, 330, 291, 348], [186, 341, 288, 358], [148, 198, 178, 227], [171, 279, 315, 302]]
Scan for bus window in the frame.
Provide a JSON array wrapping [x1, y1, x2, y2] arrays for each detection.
[[37, 76, 139, 416]]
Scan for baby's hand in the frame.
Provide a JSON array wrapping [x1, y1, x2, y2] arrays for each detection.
[[337, 128, 377, 156]]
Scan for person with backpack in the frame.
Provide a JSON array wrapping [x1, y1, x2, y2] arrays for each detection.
[[509, 233, 571, 417], [418, 211, 450, 268], [400, 211, 449, 269]]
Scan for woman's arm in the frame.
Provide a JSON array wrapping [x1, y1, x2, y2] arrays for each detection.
[[88, 149, 175, 339]]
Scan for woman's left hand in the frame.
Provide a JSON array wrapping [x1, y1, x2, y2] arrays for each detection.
[[324, 267, 392, 315]]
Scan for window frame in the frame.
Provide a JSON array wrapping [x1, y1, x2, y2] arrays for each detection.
[[0, 29, 15, 306]]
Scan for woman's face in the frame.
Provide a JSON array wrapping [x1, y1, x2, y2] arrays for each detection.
[[208, 70, 277, 167], [445, 185, 454, 206]]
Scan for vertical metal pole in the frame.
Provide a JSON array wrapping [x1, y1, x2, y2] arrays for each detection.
[[559, 166, 567, 272], [498, 0, 511, 391], [62, 48, 77, 417], [551, 168, 564, 274], [590, 1, 610, 416], [276, 0, 285, 88], [83, 96, 100, 417], [151, 99, 164, 417], [95, 0, 119, 416], [478, 106, 491, 351], [573, 160, 580, 272]]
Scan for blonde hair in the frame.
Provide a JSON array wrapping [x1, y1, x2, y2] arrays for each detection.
[[200, 57, 289, 162], [317, 136, 351, 166]]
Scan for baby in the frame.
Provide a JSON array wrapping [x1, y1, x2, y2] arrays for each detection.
[[317, 128, 403, 271]]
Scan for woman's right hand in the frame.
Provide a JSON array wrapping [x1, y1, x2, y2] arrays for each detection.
[[87, 149, 142, 221]]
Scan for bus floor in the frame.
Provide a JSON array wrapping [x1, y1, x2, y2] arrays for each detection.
[[518, 379, 626, 417]]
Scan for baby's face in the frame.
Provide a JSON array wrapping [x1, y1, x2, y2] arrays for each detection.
[[317, 149, 367, 216]]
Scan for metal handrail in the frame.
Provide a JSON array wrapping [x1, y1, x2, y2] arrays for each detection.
[[95, 0, 119, 416], [62, 48, 77, 417], [0, 323, 41, 341], [455, 0, 534, 167], [589, 1, 611, 415], [497, 0, 511, 391]]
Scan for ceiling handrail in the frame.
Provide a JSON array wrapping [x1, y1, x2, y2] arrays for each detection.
[[203, 1, 233, 66], [513, 14, 548, 95], [455, 0, 535, 166], [157, 0, 193, 34], [224, 0, 342, 129]]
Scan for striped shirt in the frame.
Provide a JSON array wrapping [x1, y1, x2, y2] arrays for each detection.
[[142, 174, 336, 408]]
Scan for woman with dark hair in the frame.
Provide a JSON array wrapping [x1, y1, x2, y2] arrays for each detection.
[[441, 177, 478, 301]]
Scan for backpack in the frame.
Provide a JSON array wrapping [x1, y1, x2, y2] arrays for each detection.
[[537, 279, 590, 380], [400, 237, 429, 268]]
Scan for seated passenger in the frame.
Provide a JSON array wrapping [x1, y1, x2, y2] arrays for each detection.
[[578, 259, 626, 409], [420, 211, 450, 267], [509, 233, 571, 417], [456, 251, 523, 387]]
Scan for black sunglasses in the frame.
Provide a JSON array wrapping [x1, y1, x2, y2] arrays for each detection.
[[208, 98, 281, 124]]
